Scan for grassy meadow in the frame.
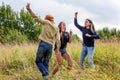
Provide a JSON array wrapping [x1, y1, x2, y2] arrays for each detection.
[[0, 41, 120, 80]]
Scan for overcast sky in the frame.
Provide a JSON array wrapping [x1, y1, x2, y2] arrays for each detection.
[[0, 0, 120, 38]]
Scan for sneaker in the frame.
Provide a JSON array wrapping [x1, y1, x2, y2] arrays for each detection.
[[80, 64, 85, 70], [43, 75, 50, 80], [90, 64, 95, 69]]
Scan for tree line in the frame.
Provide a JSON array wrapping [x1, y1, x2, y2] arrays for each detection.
[[0, 3, 120, 44], [97, 27, 120, 40], [0, 3, 42, 43]]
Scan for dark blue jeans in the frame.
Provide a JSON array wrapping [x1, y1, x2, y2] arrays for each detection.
[[35, 41, 52, 77]]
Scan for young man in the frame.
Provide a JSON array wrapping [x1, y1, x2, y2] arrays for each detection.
[[26, 3, 60, 80]]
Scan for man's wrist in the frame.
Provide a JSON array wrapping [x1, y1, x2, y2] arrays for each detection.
[[27, 8, 31, 12]]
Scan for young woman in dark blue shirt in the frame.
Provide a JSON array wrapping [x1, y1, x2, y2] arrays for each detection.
[[74, 12, 100, 69]]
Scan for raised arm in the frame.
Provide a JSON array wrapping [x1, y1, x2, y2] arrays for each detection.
[[26, 3, 47, 25], [74, 12, 83, 31]]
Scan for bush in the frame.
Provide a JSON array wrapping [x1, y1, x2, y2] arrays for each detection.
[[0, 26, 28, 44], [0, 3, 42, 43], [6, 29, 28, 43], [0, 26, 8, 43], [72, 34, 80, 42]]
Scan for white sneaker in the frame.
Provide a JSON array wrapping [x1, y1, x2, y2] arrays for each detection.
[[43, 75, 50, 80]]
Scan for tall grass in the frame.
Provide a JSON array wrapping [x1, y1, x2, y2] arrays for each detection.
[[0, 41, 120, 80]]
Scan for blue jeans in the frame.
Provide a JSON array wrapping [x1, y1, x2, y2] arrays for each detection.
[[80, 46, 95, 68], [35, 41, 52, 77]]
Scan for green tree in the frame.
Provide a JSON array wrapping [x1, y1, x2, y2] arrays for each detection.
[[72, 34, 80, 42], [19, 9, 42, 41], [110, 28, 117, 37], [97, 27, 111, 39], [0, 3, 19, 30], [0, 3, 42, 43]]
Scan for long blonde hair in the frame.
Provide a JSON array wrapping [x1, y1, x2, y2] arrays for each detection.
[[86, 19, 95, 33]]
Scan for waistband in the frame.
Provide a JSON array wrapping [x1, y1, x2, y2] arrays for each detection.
[[40, 40, 53, 47]]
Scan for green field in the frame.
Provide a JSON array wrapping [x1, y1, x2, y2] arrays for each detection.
[[0, 41, 120, 80]]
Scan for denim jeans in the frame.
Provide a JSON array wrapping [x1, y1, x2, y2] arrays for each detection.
[[80, 46, 95, 68], [35, 41, 52, 77], [60, 48, 67, 55]]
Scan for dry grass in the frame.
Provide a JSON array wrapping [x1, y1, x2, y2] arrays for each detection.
[[0, 41, 120, 80]]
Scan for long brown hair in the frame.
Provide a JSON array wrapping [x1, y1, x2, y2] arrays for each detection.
[[86, 19, 95, 33], [58, 22, 66, 32]]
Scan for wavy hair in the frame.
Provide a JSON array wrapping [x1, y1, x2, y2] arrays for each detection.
[[86, 19, 95, 33]]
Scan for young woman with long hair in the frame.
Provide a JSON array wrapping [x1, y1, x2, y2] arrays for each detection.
[[74, 12, 100, 69], [51, 22, 73, 75]]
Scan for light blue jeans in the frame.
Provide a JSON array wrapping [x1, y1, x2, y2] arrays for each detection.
[[80, 46, 95, 69]]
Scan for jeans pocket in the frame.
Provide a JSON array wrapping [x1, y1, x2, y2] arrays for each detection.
[[36, 46, 45, 61], [47, 49, 52, 60]]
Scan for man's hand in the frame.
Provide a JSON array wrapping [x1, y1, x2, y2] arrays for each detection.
[[75, 12, 78, 18], [26, 3, 31, 11], [85, 33, 91, 37]]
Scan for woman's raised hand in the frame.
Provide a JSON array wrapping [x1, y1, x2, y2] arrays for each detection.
[[75, 12, 78, 18], [70, 29, 72, 35]]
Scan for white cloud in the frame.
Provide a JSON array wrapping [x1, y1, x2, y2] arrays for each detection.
[[0, 0, 120, 39], [56, 0, 120, 24]]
